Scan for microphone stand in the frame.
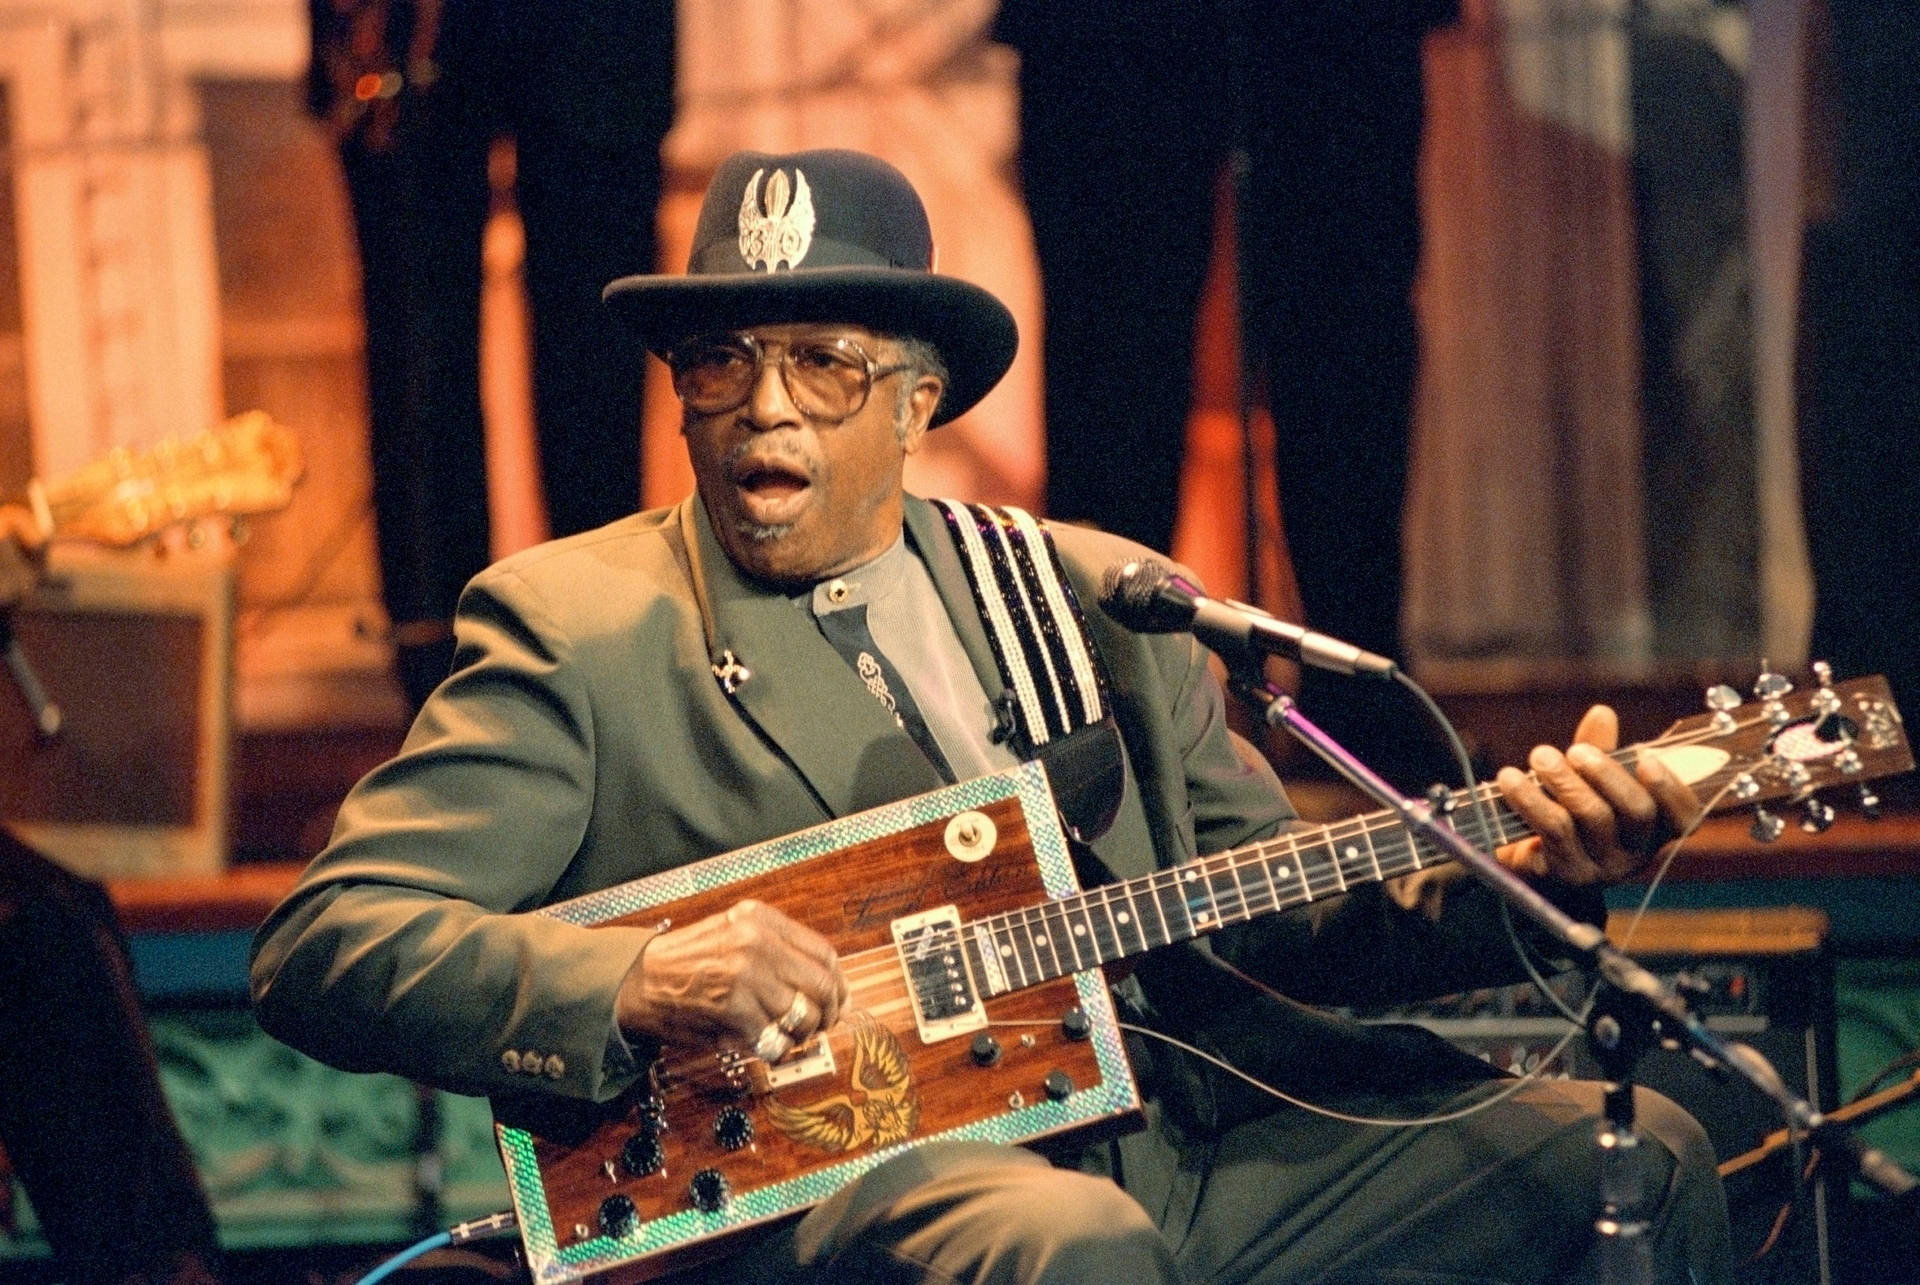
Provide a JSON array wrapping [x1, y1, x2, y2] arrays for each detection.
[[1231, 676, 1912, 1285], [1, 614, 61, 739]]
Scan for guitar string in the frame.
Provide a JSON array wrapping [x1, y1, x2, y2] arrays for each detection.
[[833, 722, 1751, 991], [664, 722, 1843, 1106], [663, 739, 1780, 1088], [827, 712, 1783, 998], [657, 706, 1875, 1145], [825, 712, 1796, 1004], [695, 766, 1749, 1131]]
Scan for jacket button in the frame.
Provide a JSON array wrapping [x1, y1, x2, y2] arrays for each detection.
[[543, 1053, 566, 1080]]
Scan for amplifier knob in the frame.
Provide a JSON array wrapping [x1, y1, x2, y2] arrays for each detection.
[[713, 1106, 755, 1151], [689, 1168, 732, 1213], [1060, 1007, 1091, 1041], [598, 1193, 639, 1238], [620, 1128, 665, 1178]]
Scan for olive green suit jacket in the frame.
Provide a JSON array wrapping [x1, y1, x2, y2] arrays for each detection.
[[250, 495, 1582, 1120]]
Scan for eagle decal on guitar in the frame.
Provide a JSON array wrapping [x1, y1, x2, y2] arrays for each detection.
[[765, 1015, 920, 1154]]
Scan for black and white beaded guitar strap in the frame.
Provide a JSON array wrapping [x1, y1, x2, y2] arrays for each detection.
[[932, 499, 1124, 841]]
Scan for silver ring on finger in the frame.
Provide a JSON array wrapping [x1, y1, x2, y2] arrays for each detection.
[[754, 1022, 791, 1064], [777, 991, 812, 1037]]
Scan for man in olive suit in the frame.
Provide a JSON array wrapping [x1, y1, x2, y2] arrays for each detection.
[[253, 149, 1729, 1283]]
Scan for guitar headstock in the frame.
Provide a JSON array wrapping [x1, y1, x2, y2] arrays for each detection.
[[33, 410, 304, 547], [1639, 666, 1911, 838]]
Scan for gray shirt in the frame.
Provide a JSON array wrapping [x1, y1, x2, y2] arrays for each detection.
[[799, 534, 1019, 784]]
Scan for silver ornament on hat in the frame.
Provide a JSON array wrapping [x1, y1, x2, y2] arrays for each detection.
[[738, 168, 815, 273]]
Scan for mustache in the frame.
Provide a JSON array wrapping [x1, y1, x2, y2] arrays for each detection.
[[725, 435, 819, 478]]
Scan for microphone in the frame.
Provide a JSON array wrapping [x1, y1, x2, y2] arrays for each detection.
[[1099, 559, 1398, 680]]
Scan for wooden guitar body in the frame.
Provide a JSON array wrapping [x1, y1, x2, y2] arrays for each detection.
[[496, 762, 1143, 1284]]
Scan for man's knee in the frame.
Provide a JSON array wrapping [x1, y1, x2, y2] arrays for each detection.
[[1633, 1086, 1718, 1177], [796, 1141, 1179, 1283], [1634, 1087, 1732, 1270], [930, 1161, 1170, 1282]]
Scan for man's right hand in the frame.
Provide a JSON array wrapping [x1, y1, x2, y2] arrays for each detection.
[[614, 899, 848, 1059]]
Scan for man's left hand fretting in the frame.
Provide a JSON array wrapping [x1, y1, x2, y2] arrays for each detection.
[[1494, 704, 1702, 886]]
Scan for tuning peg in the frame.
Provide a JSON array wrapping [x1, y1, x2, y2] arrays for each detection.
[[1750, 806, 1786, 842], [1800, 798, 1835, 834], [1705, 684, 1740, 735], [1754, 667, 1794, 727], [1860, 783, 1883, 820], [1811, 661, 1843, 715]]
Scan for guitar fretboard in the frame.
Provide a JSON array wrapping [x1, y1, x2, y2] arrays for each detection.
[[957, 753, 1642, 997]]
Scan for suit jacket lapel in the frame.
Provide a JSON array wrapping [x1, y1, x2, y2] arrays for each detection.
[[677, 499, 946, 816]]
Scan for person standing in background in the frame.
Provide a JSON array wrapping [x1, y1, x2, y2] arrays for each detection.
[[997, 1, 1456, 788], [307, 0, 676, 709], [1799, 0, 1920, 732]]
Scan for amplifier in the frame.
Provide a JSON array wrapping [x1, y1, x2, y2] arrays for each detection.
[[1369, 907, 1838, 1284], [0, 546, 233, 879]]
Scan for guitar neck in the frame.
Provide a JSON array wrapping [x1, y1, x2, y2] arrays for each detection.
[[23, 411, 301, 548], [957, 752, 1646, 998]]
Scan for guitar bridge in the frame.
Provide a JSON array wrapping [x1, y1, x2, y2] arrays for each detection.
[[892, 905, 988, 1043], [758, 1034, 836, 1090]]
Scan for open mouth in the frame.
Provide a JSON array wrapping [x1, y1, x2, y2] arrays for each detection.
[[732, 457, 814, 526]]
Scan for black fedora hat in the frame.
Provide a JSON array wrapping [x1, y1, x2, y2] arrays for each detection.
[[603, 149, 1018, 425]]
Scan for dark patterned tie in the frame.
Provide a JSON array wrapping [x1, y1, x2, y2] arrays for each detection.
[[814, 603, 955, 782]]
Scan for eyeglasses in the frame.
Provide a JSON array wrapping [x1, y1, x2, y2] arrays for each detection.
[[667, 332, 912, 424]]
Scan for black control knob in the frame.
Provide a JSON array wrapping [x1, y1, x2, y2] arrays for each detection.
[[689, 1167, 732, 1213], [1060, 1007, 1091, 1041], [1043, 1069, 1075, 1102], [598, 1193, 639, 1238], [620, 1128, 665, 1178], [969, 1032, 1002, 1067], [713, 1106, 755, 1151]]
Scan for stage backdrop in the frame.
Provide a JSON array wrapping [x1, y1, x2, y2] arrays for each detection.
[[0, 0, 1815, 733]]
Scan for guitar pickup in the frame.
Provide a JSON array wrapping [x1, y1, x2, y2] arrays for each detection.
[[892, 905, 988, 1044]]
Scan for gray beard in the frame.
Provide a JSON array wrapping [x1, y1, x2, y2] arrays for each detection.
[[731, 516, 794, 543]]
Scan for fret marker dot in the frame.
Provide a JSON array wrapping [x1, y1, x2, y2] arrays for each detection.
[[1072, 923, 1086, 936], [999, 945, 1012, 957], [1116, 912, 1131, 925], [1275, 866, 1291, 880], [1344, 846, 1360, 861], [1035, 935, 1048, 948]]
